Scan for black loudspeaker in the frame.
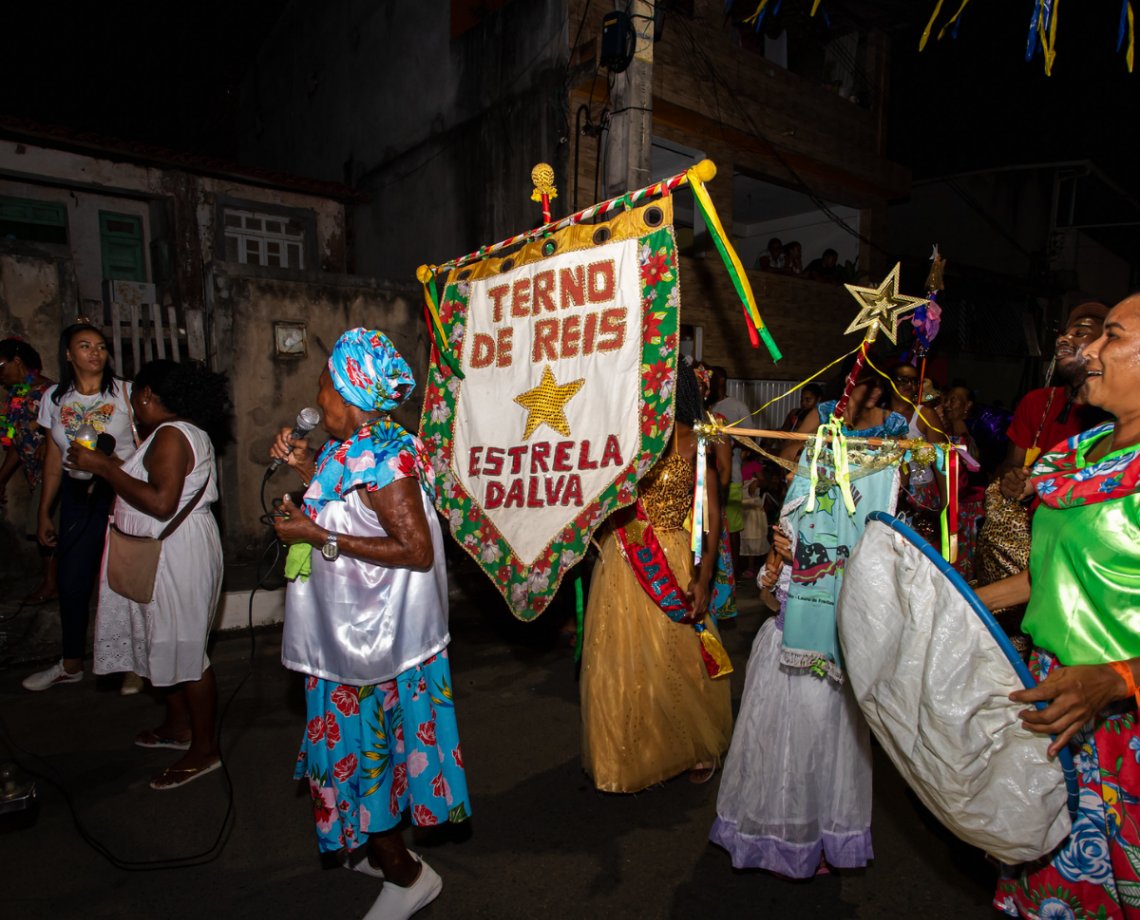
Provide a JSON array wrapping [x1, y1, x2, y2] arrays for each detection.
[[600, 11, 636, 73]]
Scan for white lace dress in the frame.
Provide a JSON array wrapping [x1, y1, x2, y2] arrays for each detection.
[[93, 421, 223, 687]]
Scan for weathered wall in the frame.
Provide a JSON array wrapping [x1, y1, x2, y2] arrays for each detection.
[[0, 247, 68, 575], [208, 264, 424, 556], [239, 0, 570, 283], [0, 139, 347, 314]]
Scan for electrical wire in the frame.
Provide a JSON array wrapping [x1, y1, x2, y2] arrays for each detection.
[[672, 13, 894, 259], [0, 471, 284, 870]]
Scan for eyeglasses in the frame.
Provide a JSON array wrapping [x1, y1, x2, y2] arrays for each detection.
[[894, 374, 918, 386]]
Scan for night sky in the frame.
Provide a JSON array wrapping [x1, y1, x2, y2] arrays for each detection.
[[2, 2, 1137, 192], [887, 3, 1140, 191]]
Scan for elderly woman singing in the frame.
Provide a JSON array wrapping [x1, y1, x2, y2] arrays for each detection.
[[271, 329, 469, 920], [978, 294, 1140, 919]]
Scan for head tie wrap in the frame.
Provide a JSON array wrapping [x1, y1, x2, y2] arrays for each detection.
[[328, 328, 416, 413]]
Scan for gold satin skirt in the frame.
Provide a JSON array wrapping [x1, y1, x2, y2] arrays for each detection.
[[580, 526, 733, 793]]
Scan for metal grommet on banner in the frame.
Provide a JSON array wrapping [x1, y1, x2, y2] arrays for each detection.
[[542, 238, 557, 256], [457, 269, 471, 281], [500, 259, 514, 273], [644, 206, 663, 227], [592, 227, 611, 246]]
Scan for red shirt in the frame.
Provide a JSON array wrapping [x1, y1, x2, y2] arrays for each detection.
[[1007, 387, 1103, 458]]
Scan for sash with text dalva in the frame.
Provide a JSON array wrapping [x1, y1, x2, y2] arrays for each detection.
[[419, 198, 680, 619]]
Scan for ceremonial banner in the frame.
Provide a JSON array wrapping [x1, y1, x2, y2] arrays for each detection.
[[420, 199, 680, 619]]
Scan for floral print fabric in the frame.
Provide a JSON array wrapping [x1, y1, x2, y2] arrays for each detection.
[[995, 650, 1140, 919], [1032, 422, 1140, 509], [329, 327, 417, 413], [301, 416, 433, 523], [294, 649, 471, 854], [0, 378, 50, 488]]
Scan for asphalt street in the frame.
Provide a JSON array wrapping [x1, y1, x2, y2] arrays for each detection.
[[0, 559, 998, 919]]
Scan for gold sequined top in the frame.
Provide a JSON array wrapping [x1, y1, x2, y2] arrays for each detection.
[[638, 451, 694, 531]]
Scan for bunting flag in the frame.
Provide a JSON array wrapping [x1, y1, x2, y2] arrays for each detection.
[[1119, 0, 1136, 72], [419, 198, 682, 619]]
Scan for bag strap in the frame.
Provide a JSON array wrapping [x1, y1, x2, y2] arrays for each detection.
[[123, 381, 141, 448], [158, 480, 209, 541]]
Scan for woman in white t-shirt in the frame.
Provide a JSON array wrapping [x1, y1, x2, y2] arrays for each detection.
[[22, 321, 135, 692]]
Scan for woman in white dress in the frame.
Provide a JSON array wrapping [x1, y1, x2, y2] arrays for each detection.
[[710, 370, 906, 877], [69, 359, 229, 790]]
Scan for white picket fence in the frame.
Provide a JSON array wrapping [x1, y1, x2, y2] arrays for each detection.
[[101, 281, 206, 375]]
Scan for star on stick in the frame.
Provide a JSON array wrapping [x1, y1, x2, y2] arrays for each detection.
[[842, 262, 929, 345], [514, 365, 585, 439]]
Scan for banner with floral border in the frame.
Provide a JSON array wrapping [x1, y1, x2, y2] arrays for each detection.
[[419, 198, 680, 620]]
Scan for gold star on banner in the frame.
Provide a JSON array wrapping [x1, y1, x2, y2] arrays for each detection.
[[843, 262, 929, 345], [514, 365, 585, 439]]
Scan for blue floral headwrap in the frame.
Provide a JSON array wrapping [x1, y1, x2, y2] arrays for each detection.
[[328, 328, 416, 413], [286, 330, 427, 581]]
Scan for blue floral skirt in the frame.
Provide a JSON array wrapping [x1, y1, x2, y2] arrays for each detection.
[[995, 649, 1140, 919], [293, 648, 471, 854]]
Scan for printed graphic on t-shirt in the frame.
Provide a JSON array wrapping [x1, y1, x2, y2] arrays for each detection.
[[59, 401, 116, 441]]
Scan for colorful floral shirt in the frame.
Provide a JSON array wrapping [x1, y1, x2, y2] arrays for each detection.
[[0, 377, 51, 489]]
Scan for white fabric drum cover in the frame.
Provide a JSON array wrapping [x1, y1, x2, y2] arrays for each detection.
[[837, 519, 1071, 864]]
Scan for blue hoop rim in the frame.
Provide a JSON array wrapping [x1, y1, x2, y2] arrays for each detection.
[[866, 510, 1079, 821]]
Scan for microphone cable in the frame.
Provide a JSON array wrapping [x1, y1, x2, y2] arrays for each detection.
[[0, 471, 285, 870]]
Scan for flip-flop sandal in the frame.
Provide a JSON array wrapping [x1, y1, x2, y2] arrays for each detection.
[[135, 730, 191, 751], [149, 759, 223, 791]]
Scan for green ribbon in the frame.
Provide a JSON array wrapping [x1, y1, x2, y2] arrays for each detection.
[[574, 575, 584, 663]]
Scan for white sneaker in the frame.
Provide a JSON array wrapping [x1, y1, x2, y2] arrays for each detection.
[[361, 855, 442, 920], [22, 661, 83, 692], [346, 848, 419, 880]]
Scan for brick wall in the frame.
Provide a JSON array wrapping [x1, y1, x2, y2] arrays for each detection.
[[681, 257, 859, 382], [563, 0, 910, 385]]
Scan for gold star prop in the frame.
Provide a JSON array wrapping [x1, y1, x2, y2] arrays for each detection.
[[514, 365, 585, 439], [843, 262, 929, 345]]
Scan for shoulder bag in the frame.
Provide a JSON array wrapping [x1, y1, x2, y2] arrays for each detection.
[[106, 481, 208, 604]]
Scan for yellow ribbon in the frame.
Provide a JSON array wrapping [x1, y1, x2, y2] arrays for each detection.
[[684, 166, 768, 347], [805, 414, 854, 515], [1128, 2, 1136, 72], [920, 0, 973, 51], [742, 0, 770, 26], [919, 0, 946, 51], [830, 416, 856, 514], [415, 264, 451, 350], [1038, 0, 1061, 76], [937, 0, 973, 42]]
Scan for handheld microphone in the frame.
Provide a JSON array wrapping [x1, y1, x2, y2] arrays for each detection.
[[268, 407, 321, 472]]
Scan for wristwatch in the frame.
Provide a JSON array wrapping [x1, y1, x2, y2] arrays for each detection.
[[321, 532, 339, 561]]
